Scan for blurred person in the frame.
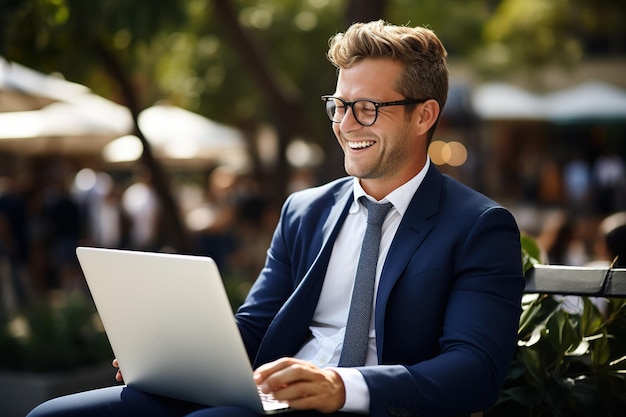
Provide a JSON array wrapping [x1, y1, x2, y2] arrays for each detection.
[[537, 159, 563, 207], [121, 166, 160, 251], [591, 150, 626, 215], [518, 141, 542, 203], [88, 173, 129, 249], [194, 166, 240, 272], [581, 211, 626, 315], [0, 176, 30, 309], [41, 174, 82, 292], [28, 20, 524, 417], [536, 210, 589, 266], [563, 154, 591, 215], [553, 211, 626, 317], [588, 211, 626, 268], [72, 170, 129, 249]]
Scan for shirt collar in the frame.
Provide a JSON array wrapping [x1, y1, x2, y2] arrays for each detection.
[[351, 157, 431, 216]]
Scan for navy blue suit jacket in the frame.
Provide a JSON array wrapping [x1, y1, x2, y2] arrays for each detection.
[[235, 164, 524, 417]]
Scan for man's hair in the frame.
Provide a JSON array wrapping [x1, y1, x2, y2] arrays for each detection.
[[327, 20, 449, 140]]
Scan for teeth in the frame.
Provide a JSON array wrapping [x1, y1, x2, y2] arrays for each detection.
[[348, 141, 374, 149]]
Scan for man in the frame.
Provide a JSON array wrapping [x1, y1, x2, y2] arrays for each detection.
[[28, 20, 524, 417]]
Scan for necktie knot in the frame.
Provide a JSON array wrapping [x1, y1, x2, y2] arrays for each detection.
[[360, 197, 393, 226]]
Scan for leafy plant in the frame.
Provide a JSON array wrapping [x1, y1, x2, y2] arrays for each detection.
[[521, 232, 542, 275], [487, 236, 626, 416], [0, 294, 113, 372]]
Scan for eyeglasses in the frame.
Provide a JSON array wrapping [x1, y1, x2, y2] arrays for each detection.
[[321, 95, 429, 127]]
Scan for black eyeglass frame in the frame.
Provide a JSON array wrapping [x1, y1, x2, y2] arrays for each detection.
[[321, 95, 430, 126]]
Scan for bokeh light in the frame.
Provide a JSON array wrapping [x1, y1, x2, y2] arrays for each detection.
[[428, 140, 468, 167]]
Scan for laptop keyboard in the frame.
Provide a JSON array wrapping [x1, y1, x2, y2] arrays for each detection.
[[257, 386, 290, 412]]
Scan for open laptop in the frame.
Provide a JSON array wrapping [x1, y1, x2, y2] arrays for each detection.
[[75, 246, 290, 414]]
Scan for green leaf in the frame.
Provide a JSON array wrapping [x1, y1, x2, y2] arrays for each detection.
[[580, 297, 605, 336], [590, 331, 610, 368], [521, 233, 541, 275], [545, 309, 580, 356], [518, 294, 560, 338], [499, 385, 544, 408], [518, 347, 547, 386]]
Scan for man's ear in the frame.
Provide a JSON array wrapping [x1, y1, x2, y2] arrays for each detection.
[[415, 99, 440, 135]]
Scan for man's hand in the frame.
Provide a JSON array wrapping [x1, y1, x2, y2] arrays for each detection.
[[253, 358, 346, 413], [112, 358, 123, 383]]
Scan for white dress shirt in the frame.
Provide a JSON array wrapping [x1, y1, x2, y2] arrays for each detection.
[[294, 159, 430, 413]]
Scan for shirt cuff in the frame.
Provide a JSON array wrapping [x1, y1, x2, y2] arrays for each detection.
[[330, 367, 370, 414]]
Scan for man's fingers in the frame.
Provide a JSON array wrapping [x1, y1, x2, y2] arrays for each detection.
[[254, 357, 301, 387], [253, 358, 345, 413], [112, 358, 124, 382]]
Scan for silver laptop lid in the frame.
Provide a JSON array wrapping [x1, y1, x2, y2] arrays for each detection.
[[76, 246, 280, 414]]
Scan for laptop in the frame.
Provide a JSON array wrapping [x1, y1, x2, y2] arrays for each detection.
[[75, 246, 291, 414]]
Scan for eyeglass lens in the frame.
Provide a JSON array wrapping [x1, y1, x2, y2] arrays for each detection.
[[325, 98, 378, 126]]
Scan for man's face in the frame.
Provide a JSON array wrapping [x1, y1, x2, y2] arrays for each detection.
[[331, 58, 427, 197]]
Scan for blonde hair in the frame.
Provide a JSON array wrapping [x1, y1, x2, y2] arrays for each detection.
[[327, 20, 449, 138]]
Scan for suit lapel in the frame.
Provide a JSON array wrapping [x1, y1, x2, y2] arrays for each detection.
[[253, 182, 353, 367], [374, 166, 443, 357]]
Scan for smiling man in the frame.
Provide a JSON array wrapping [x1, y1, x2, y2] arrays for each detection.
[[28, 20, 524, 417]]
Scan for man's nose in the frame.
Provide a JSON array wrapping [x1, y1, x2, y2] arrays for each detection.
[[340, 105, 362, 128]]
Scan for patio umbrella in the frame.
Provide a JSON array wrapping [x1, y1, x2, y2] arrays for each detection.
[[471, 82, 545, 121], [545, 80, 626, 124], [139, 104, 249, 168], [0, 57, 134, 155], [472, 80, 626, 124]]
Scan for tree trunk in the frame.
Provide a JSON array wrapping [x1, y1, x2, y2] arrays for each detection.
[[212, 0, 314, 201], [94, 41, 191, 253]]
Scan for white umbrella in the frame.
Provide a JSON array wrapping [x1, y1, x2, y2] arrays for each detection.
[[0, 94, 132, 139], [137, 104, 249, 167], [472, 80, 626, 124], [0, 95, 134, 155], [471, 82, 545, 121], [0, 57, 134, 155], [545, 80, 626, 123], [104, 104, 250, 170], [0, 56, 89, 104]]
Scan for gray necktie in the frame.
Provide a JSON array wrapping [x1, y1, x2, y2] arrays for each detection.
[[338, 197, 393, 367]]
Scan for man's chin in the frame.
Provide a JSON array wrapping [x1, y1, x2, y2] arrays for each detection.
[[344, 160, 371, 178], [345, 168, 374, 180]]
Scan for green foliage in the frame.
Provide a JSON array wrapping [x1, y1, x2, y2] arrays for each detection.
[[475, 0, 626, 80], [0, 294, 113, 372], [521, 232, 542, 275], [487, 235, 626, 416]]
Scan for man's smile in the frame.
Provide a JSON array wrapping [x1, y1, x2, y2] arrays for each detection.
[[347, 140, 376, 149]]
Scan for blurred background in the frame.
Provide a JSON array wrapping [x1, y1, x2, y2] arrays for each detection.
[[0, 0, 625, 399]]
